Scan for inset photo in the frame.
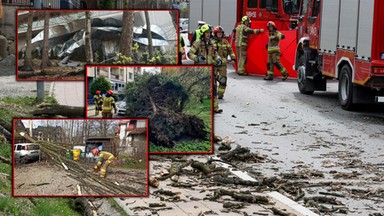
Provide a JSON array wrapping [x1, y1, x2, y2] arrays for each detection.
[[13, 119, 148, 197], [16, 10, 177, 81], [86, 65, 214, 154]]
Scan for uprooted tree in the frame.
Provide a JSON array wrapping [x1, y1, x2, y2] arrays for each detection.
[[125, 73, 209, 148]]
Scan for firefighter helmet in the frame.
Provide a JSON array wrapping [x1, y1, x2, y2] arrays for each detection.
[[107, 90, 114, 96], [96, 90, 101, 94], [213, 26, 225, 37], [198, 20, 206, 26], [92, 148, 99, 156], [241, 16, 249, 23], [267, 21, 276, 28], [200, 24, 211, 34]]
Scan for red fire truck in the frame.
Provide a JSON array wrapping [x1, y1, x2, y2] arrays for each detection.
[[189, 0, 300, 77], [290, 0, 384, 110]]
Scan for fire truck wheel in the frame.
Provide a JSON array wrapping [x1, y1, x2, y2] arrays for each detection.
[[338, 65, 355, 110], [297, 56, 314, 95]]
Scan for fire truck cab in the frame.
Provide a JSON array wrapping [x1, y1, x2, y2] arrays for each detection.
[[291, 0, 384, 110]]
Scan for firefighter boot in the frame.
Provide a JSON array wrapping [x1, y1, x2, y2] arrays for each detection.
[[214, 97, 223, 114], [264, 71, 274, 81], [282, 72, 288, 81]]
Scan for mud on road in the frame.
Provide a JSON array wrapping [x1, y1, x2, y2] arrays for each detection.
[[14, 161, 147, 196]]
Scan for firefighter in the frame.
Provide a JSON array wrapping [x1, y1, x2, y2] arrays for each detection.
[[264, 21, 288, 81], [92, 148, 115, 178], [212, 26, 236, 99], [188, 24, 223, 113], [93, 90, 103, 116], [101, 90, 117, 118], [235, 16, 264, 75], [190, 21, 206, 46], [178, 34, 185, 64]]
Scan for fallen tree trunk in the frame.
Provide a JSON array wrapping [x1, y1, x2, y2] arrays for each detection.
[[18, 67, 84, 79], [0, 124, 12, 142], [211, 189, 270, 204], [0, 155, 11, 165], [213, 176, 260, 186], [74, 198, 98, 216], [31, 105, 85, 117]]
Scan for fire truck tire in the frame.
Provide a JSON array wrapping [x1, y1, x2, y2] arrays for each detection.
[[297, 56, 314, 95], [338, 65, 355, 110]]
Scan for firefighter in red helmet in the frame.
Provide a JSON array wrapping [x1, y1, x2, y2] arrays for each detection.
[[92, 148, 115, 178], [264, 21, 289, 81], [101, 90, 117, 118], [93, 90, 103, 116]]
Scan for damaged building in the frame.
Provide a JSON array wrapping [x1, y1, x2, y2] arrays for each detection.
[[17, 11, 176, 64]]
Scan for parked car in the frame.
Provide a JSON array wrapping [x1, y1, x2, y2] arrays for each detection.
[[179, 18, 189, 32], [117, 101, 126, 116], [14, 143, 40, 163]]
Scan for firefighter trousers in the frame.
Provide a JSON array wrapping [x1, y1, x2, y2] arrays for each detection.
[[267, 52, 288, 78], [236, 46, 247, 75], [102, 111, 113, 118], [215, 66, 227, 98], [96, 157, 115, 178]]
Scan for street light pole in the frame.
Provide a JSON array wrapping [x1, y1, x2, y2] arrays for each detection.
[[34, 0, 44, 102]]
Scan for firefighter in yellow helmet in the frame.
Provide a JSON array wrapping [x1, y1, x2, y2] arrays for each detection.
[[190, 20, 206, 46], [101, 90, 117, 118], [93, 90, 103, 116], [235, 16, 264, 75], [188, 24, 223, 113], [264, 21, 288, 81], [92, 148, 115, 178], [212, 26, 236, 100]]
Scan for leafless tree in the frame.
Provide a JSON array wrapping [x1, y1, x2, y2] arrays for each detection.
[[40, 12, 52, 69], [85, 11, 93, 63], [145, 11, 153, 58], [120, 11, 135, 58], [24, 12, 34, 70]]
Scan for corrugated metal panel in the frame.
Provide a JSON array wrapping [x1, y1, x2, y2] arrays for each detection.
[[356, 0, 374, 59], [202, 0, 220, 28], [319, 0, 340, 52], [189, 0, 203, 33], [338, 0, 359, 50], [220, 0, 237, 36]]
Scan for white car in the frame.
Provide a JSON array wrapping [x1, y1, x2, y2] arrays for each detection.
[[179, 18, 189, 33], [117, 101, 126, 116]]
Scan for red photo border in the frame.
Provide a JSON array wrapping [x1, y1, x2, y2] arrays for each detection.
[[15, 9, 179, 81], [85, 65, 215, 155], [11, 118, 150, 198]]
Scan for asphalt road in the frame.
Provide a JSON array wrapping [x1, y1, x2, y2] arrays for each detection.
[[215, 65, 384, 215]]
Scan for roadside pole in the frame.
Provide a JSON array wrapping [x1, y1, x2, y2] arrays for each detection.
[[34, 0, 44, 102]]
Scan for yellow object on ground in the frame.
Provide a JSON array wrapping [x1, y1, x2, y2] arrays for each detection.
[[72, 149, 81, 161]]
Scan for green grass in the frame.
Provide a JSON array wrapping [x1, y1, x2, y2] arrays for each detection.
[[150, 98, 212, 153], [0, 198, 33, 216], [0, 96, 59, 123], [0, 143, 11, 160], [116, 155, 146, 170], [32, 198, 81, 216], [150, 140, 211, 153]]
